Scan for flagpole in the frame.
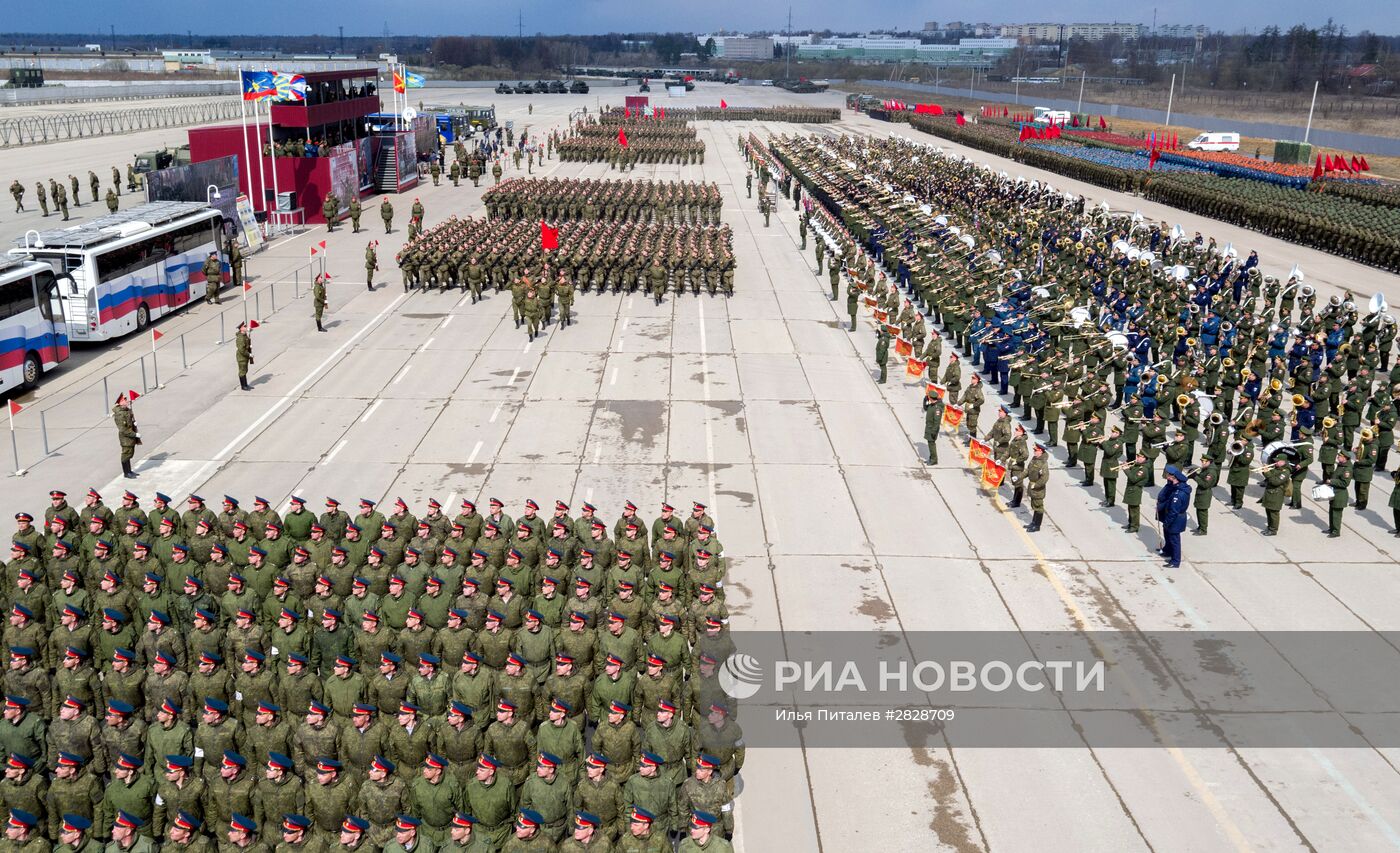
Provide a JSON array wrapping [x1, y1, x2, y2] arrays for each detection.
[[8, 402, 22, 476], [266, 96, 281, 231], [238, 64, 257, 214], [254, 82, 268, 218]]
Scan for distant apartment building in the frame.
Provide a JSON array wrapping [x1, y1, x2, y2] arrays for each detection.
[[795, 36, 1015, 66]]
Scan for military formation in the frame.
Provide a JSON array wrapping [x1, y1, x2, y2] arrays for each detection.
[[605, 107, 839, 124], [394, 219, 735, 309], [0, 490, 741, 852], [558, 120, 704, 167], [767, 132, 1400, 551], [483, 180, 722, 227]]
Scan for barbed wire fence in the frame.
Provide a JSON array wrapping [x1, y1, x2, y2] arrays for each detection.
[[0, 100, 242, 147]]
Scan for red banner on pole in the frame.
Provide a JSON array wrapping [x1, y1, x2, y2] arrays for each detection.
[[541, 221, 559, 251]]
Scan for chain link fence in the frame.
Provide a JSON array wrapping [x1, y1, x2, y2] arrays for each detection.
[[0, 100, 242, 147]]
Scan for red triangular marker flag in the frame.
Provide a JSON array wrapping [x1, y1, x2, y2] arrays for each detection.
[[541, 221, 559, 251], [1352, 155, 1361, 172], [128, 390, 141, 401], [152, 330, 164, 342], [1312, 154, 1324, 180], [318, 241, 326, 249], [8, 400, 21, 416], [1361, 156, 1370, 171], [310, 247, 318, 256], [720, 99, 727, 109], [625, 107, 631, 118], [1324, 154, 1334, 171], [244, 282, 252, 291], [617, 128, 628, 148], [249, 320, 260, 329]]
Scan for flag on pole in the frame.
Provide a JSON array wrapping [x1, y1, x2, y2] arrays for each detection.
[[968, 438, 991, 466], [942, 403, 964, 429], [1312, 154, 1324, 180], [393, 72, 406, 94], [981, 458, 1007, 488], [249, 320, 261, 329], [7, 400, 21, 416], [151, 330, 164, 343], [1099, 115, 1107, 129], [873, 309, 888, 323], [720, 99, 728, 109], [906, 357, 927, 378], [625, 106, 631, 118], [863, 296, 877, 308], [541, 221, 559, 250], [403, 71, 425, 88], [271, 73, 308, 102], [616, 128, 628, 148], [128, 391, 141, 401], [1352, 155, 1362, 172], [240, 71, 277, 101], [895, 337, 913, 357], [926, 382, 947, 400], [1361, 156, 1370, 171]]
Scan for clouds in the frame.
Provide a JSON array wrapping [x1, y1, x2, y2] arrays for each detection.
[[33, 0, 1381, 37]]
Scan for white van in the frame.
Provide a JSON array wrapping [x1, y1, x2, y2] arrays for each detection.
[[1032, 107, 1071, 125], [1186, 132, 1240, 152]]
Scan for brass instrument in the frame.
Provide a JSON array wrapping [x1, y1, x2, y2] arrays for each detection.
[[1175, 393, 1192, 407], [1110, 460, 1138, 472], [1227, 439, 1248, 456], [1291, 393, 1306, 406], [1360, 426, 1375, 442]]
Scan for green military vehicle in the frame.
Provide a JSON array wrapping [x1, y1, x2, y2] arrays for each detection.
[[133, 145, 191, 175]]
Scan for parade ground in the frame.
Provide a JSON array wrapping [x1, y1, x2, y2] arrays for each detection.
[[4, 82, 1400, 852]]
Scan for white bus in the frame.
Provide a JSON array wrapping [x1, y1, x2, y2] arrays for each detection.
[[0, 254, 69, 391], [14, 201, 225, 343]]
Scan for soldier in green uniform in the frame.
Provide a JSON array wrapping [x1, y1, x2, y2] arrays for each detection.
[[491, 161, 503, 185], [449, 161, 461, 188], [68, 175, 81, 208], [203, 253, 223, 305], [235, 323, 253, 392], [1025, 444, 1049, 533], [555, 273, 573, 328], [431, 162, 442, 186], [1260, 457, 1290, 535], [874, 326, 889, 385], [111, 394, 140, 480], [468, 158, 482, 188], [3, 809, 47, 853], [922, 388, 944, 465], [677, 811, 731, 853], [463, 755, 517, 847], [1326, 451, 1353, 537], [88, 172, 100, 204], [365, 243, 378, 292], [380, 200, 394, 234], [56, 185, 69, 221], [797, 215, 807, 251], [55, 813, 100, 853], [846, 275, 859, 331], [1121, 452, 1148, 533], [322, 194, 339, 233], [227, 240, 245, 293], [1192, 455, 1220, 535], [105, 190, 118, 215], [12, 179, 26, 212], [36, 182, 49, 217], [312, 275, 327, 333], [347, 197, 362, 233]]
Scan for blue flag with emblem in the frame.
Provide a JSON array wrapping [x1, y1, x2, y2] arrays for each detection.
[[404, 71, 426, 88], [272, 73, 308, 102], [240, 71, 277, 101]]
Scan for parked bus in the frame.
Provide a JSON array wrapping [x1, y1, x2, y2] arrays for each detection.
[[0, 254, 68, 391], [13, 201, 225, 343]]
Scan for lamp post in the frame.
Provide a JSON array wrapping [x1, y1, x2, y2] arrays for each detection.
[[22, 230, 43, 250], [206, 184, 221, 205]]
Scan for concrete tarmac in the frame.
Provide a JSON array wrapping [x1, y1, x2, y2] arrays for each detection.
[[3, 83, 1399, 852]]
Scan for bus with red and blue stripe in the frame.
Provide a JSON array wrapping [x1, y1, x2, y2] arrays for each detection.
[[14, 201, 225, 343], [0, 254, 68, 392]]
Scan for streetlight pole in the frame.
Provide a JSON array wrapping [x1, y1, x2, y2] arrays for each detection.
[[1303, 80, 1319, 144], [1164, 72, 1176, 127], [1077, 70, 1086, 114]]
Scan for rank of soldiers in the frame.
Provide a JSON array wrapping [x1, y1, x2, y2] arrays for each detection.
[[768, 130, 1400, 544], [397, 218, 736, 297], [0, 490, 743, 851], [558, 121, 705, 167], [482, 179, 723, 227], [599, 106, 841, 124]]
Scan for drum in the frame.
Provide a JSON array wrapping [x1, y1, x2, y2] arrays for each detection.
[[1310, 484, 1335, 501]]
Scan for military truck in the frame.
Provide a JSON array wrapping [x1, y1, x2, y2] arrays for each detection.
[[133, 145, 191, 175]]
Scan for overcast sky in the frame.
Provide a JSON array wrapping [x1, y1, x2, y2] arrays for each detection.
[[19, 0, 1382, 38]]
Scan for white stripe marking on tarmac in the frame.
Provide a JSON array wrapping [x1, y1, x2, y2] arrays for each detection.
[[441, 315, 454, 328], [360, 400, 383, 423], [698, 300, 718, 513], [422, 337, 435, 350], [162, 293, 411, 498], [523, 340, 533, 354], [489, 404, 502, 423], [507, 367, 520, 386], [322, 439, 348, 465], [610, 367, 619, 386], [467, 441, 483, 465], [617, 337, 625, 352], [621, 318, 630, 331], [393, 364, 411, 384]]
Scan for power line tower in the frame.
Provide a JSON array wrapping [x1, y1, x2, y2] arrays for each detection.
[[518, 11, 524, 39]]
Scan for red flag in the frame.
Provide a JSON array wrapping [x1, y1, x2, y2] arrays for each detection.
[[152, 330, 164, 343], [244, 282, 252, 291], [625, 106, 631, 118], [617, 128, 628, 148], [1312, 154, 1324, 180], [720, 99, 727, 109], [1018, 125, 1031, 142], [1324, 154, 1334, 171], [249, 320, 260, 329], [657, 107, 664, 120], [955, 113, 966, 127], [7, 400, 21, 417], [1361, 156, 1370, 171], [127, 390, 141, 401], [1352, 155, 1362, 172], [1337, 155, 1351, 173], [1003, 107, 1008, 117], [541, 221, 559, 251], [1099, 115, 1107, 130], [1148, 149, 1160, 170]]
